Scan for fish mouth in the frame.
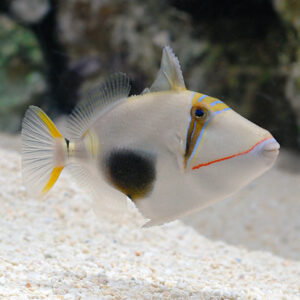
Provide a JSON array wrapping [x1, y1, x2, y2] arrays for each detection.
[[191, 136, 280, 170], [260, 137, 280, 158]]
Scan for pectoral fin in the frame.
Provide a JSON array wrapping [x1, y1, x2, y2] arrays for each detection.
[[166, 132, 186, 174]]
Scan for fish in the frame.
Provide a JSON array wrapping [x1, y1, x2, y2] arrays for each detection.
[[21, 46, 280, 227]]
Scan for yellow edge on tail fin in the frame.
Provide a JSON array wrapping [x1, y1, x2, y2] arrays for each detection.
[[37, 109, 64, 195], [38, 110, 62, 138], [41, 166, 64, 195]]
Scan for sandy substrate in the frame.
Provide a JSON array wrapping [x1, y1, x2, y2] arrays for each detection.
[[184, 149, 300, 261], [0, 146, 300, 298]]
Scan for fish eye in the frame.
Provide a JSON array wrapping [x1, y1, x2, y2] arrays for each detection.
[[191, 107, 208, 120]]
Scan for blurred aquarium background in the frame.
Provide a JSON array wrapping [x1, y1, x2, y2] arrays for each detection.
[[0, 0, 300, 150], [0, 0, 299, 259]]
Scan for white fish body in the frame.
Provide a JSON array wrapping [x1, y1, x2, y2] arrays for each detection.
[[21, 47, 280, 226]]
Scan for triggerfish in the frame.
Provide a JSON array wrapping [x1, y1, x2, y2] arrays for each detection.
[[21, 46, 280, 226]]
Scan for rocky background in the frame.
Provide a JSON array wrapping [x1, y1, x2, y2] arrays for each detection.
[[0, 0, 300, 150]]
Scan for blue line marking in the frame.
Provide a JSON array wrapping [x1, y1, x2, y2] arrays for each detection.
[[189, 91, 196, 102], [209, 100, 223, 107], [187, 119, 209, 165], [187, 107, 231, 166], [197, 95, 207, 103], [213, 107, 231, 114]]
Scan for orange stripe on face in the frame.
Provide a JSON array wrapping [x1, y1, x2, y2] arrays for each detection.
[[185, 93, 230, 168], [192, 137, 272, 170]]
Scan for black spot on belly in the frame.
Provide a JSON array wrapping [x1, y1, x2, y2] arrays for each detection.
[[104, 149, 156, 200]]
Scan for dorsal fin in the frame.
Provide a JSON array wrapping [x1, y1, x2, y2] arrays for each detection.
[[149, 46, 186, 93], [67, 72, 130, 140]]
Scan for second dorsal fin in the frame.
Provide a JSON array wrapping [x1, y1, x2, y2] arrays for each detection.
[[67, 72, 131, 140], [149, 46, 186, 93]]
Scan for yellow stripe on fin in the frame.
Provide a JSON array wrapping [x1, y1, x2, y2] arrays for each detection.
[[41, 166, 64, 195], [38, 110, 62, 138], [22, 106, 66, 197]]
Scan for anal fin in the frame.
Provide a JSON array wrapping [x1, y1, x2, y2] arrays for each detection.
[[66, 163, 129, 222]]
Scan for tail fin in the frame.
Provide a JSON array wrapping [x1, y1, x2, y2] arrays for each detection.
[[21, 106, 67, 197]]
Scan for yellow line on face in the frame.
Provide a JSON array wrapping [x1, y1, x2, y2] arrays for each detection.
[[38, 110, 62, 138], [192, 94, 228, 112], [187, 92, 230, 168]]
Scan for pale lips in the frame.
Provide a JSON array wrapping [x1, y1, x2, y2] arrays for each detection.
[[261, 138, 280, 157]]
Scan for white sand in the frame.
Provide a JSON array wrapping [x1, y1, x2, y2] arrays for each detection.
[[0, 147, 300, 299]]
